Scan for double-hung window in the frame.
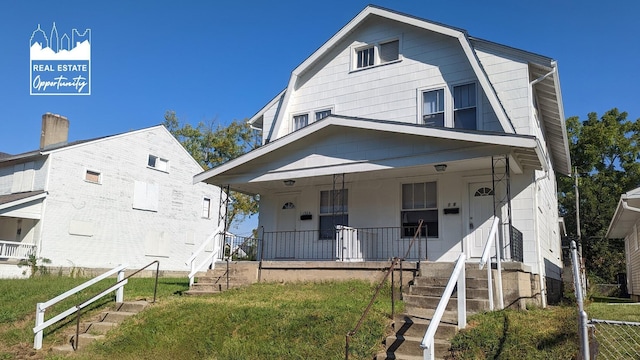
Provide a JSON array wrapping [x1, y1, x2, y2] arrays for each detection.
[[401, 182, 438, 237], [315, 109, 331, 121], [319, 189, 348, 239], [422, 88, 445, 127], [453, 83, 477, 129], [293, 114, 309, 131]]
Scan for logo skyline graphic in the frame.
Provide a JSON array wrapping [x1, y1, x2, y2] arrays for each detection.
[[29, 22, 91, 95]]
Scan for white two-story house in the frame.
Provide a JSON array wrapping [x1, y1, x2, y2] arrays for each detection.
[[194, 6, 570, 304], [0, 113, 222, 277]]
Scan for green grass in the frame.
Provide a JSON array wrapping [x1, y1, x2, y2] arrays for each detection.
[[587, 301, 640, 322], [0, 275, 188, 359], [0, 277, 394, 360], [72, 281, 394, 360], [449, 306, 579, 359]]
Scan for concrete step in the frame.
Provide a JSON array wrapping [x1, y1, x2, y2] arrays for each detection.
[[102, 311, 138, 324], [412, 277, 488, 289], [393, 315, 457, 339], [115, 300, 148, 313], [85, 321, 117, 335], [184, 289, 224, 296], [404, 294, 489, 312], [409, 285, 488, 299], [404, 306, 459, 323], [384, 335, 450, 359]]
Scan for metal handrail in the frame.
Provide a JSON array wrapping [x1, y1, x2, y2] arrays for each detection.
[[71, 260, 160, 351], [345, 257, 398, 360], [33, 263, 128, 349], [420, 252, 467, 360], [223, 234, 259, 290], [478, 216, 504, 310]]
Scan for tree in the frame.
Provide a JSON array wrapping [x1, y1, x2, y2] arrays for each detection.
[[559, 108, 640, 282], [163, 110, 261, 231]]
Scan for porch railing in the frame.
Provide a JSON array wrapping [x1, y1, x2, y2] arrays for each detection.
[[0, 240, 36, 260], [260, 227, 427, 261]]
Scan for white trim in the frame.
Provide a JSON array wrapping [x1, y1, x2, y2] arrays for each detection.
[[194, 115, 542, 185], [0, 192, 47, 212]]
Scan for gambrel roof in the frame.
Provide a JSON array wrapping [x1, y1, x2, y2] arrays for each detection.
[[248, 5, 570, 176]]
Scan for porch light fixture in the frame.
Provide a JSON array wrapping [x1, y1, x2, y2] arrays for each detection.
[[434, 164, 447, 172], [283, 179, 296, 187]]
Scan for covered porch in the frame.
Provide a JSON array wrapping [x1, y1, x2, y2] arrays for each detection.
[[195, 116, 544, 263], [0, 191, 45, 261]]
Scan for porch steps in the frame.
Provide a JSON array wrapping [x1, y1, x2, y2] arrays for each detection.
[[51, 300, 149, 354], [184, 261, 251, 296], [378, 262, 491, 360]]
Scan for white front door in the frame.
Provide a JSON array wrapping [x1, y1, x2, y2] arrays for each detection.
[[276, 196, 297, 259], [467, 182, 495, 258]]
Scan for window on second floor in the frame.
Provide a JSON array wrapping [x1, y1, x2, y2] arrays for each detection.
[[453, 83, 477, 130], [422, 88, 445, 127], [420, 82, 478, 130], [293, 114, 309, 131], [315, 109, 332, 121]]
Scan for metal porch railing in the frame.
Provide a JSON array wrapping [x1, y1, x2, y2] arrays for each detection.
[[260, 227, 427, 261]]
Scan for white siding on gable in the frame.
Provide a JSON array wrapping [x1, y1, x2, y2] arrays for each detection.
[[275, 17, 502, 140], [38, 126, 222, 271], [473, 46, 531, 135]]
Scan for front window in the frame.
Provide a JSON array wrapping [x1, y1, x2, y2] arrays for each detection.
[[293, 114, 309, 131], [319, 189, 348, 239], [422, 89, 445, 126], [401, 182, 438, 237], [454, 83, 477, 129]]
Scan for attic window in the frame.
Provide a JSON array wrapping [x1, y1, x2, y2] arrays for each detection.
[[352, 38, 401, 71], [148, 155, 169, 172]]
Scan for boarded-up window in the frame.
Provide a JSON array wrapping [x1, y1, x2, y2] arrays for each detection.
[[85, 170, 101, 184], [11, 162, 35, 193], [69, 220, 94, 237], [144, 230, 169, 257], [380, 40, 399, 63], [133, 181, 159, 212]]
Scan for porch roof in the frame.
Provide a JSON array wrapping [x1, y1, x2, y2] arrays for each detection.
[[606, 187, 640, 239], [0, 191, 47, 220], [195, 115, 545, 194]]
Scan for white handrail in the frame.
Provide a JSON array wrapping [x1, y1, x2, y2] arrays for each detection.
[[421, 252, 466, 360], [33, 263, 128, 349], [187, 225, 225, 286], [478, 216, 504, 310]]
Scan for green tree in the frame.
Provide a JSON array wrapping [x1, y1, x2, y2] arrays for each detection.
[[559, 109, 640, 282], [164, 110, 260, 231]]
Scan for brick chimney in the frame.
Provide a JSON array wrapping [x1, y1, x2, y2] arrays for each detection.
[[40, 113, 69, 149]]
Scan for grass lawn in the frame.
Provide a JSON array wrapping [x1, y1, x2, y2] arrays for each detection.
[[0, 277, 394, 360]]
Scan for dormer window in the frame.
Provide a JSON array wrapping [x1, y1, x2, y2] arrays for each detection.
[[315, 109, 332, 121], [352, 38, 401, 71]]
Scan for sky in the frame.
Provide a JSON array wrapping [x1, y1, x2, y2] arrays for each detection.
[[1, 0, 638, 234]]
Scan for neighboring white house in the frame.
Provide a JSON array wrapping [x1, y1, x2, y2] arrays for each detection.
[[194, 6, 571, 304], [0, 113, 222, 277], [606, 187, 640, 301]]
